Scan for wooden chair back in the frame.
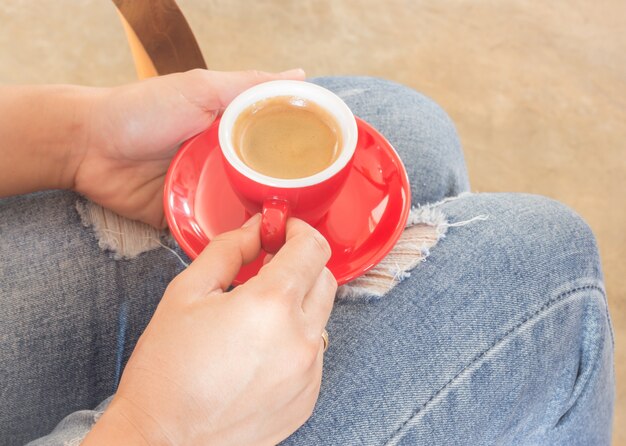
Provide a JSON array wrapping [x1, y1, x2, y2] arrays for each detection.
[[112, 0, 206, 79]]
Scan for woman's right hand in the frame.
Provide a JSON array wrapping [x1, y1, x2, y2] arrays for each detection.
[[82, 213, 337, 446]]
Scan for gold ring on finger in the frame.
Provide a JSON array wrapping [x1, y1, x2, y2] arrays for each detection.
[[321, 329, 329, 353]]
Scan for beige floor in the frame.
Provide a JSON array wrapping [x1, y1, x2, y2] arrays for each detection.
[[1, 0, 624, 443]]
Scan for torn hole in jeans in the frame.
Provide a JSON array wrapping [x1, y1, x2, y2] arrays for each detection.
[[76, 198, 177, 261], [337, 194, 487, 300], [76, 194, 487, 299]]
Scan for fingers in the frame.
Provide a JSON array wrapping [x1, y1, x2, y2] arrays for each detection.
[[177, 213, 262, 296], [120, 68, 305, 151], [301, 267, 337, 331], [246, 218, 331, 304], [206, 69, 306, 108], [181, 68, 306, 113]]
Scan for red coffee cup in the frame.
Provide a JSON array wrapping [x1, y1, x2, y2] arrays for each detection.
[[218, 80, 358, 253]]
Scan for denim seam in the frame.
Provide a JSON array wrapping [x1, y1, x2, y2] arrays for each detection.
[[554, 294, 610, 430], [599, 289, 616, 349], [382, 284, 606, 445]]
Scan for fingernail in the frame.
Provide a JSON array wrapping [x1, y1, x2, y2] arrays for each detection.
[[242, 213, 261, 228], [280, 68, 306, 78]]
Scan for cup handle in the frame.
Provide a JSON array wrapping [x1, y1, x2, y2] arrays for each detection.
[[261, 198, 290, 254]]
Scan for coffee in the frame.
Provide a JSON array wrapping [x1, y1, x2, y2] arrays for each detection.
[[232, 96, 342, 179]]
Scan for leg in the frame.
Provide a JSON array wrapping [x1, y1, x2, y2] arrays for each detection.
[[310, 76, 470, 206], [0, 191, 187, 445], [282, 192, 613, 445], [14, 75, 472, 445], [272, 78, 614, 444]]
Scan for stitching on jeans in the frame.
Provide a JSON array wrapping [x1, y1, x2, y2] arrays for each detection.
[[382, 284, 606, 446]]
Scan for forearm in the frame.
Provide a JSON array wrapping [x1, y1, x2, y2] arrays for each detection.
[[0, 85, 100, 196]]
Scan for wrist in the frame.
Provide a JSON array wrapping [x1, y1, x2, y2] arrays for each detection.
[[46, 85, 104, 191], [82, 396, 173, 446], [0, 84, 104, 196]]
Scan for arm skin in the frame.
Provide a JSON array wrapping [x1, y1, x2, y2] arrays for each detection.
[[0, 68, 306, 228], [0, 84, 99, 196]]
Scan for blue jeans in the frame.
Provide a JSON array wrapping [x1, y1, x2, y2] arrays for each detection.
[[1, 77, 614, 445]]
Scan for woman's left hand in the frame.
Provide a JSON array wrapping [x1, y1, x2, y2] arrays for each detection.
[[74, 68, 305, 228]]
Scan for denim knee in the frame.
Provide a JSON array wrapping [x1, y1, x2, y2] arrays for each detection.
[[438, 192, 611, 350], [507, 195, 614, 443], [507, 193, 602, 283], [424, 192, 615, 444], [309, 75, 470, 205], [444, 193, 603, 283]]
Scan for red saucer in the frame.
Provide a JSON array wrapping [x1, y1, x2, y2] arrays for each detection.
[[164, 117, 411, 286]]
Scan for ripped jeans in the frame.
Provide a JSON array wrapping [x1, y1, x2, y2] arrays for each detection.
[[1, 77, 614, 445]]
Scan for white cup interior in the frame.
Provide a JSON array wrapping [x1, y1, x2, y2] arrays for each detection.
[[218, 80, 358, 188]]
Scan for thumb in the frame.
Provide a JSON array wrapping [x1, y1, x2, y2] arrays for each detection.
[[179, 213, 262, 296], [143, 68, 306, 147], [182, 68, 306, 112]]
